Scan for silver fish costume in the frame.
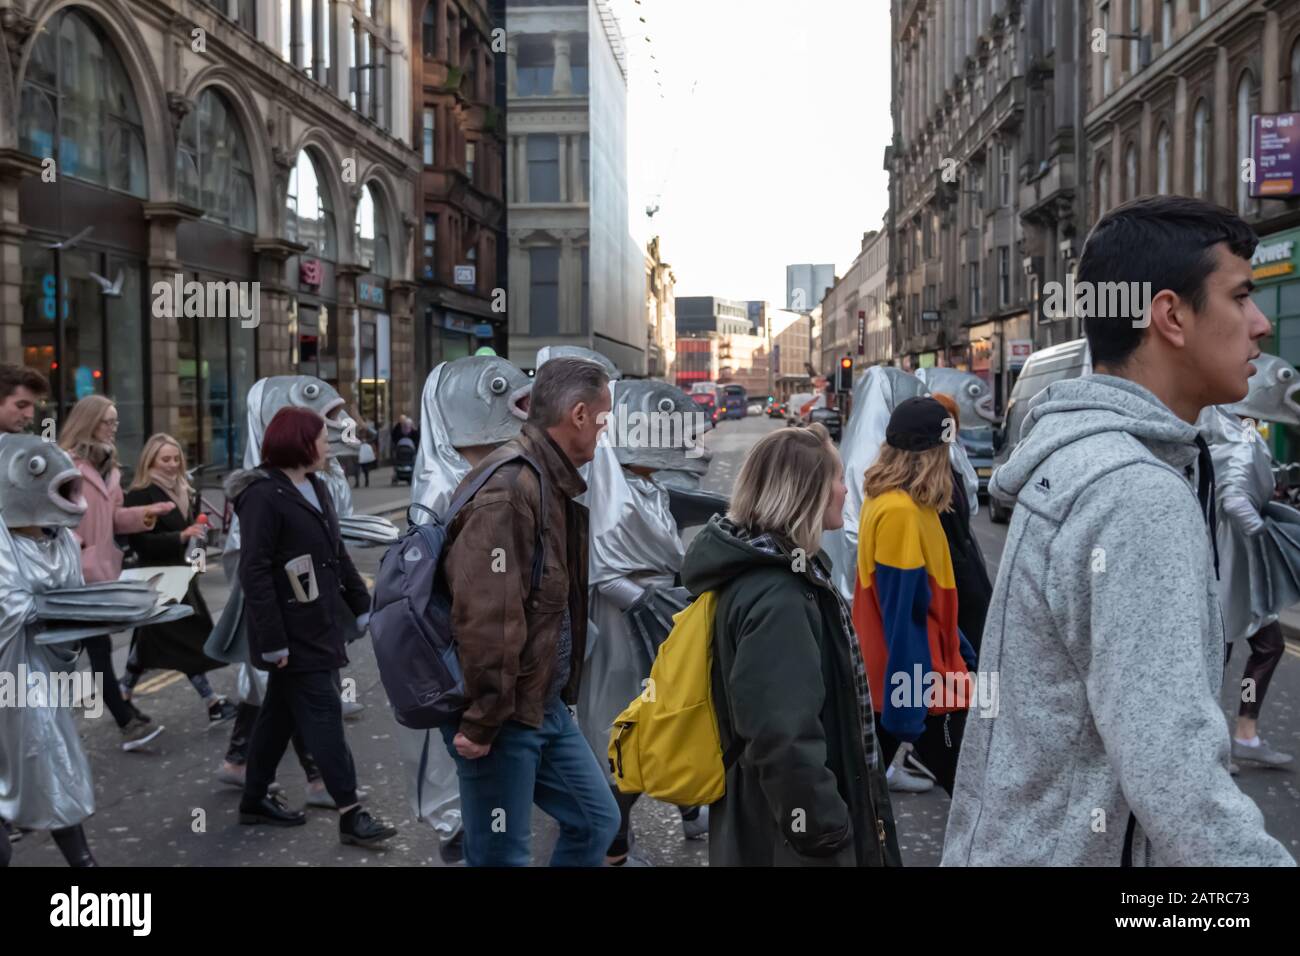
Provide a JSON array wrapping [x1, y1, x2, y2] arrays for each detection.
[[0, 435, 96, 832], [828, 366, 930, 600], [1199, 353, 1300, 645], [912, 367, 986, 516], [400, 355, 531, 843]]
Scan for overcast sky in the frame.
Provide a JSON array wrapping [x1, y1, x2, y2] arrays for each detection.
[[612, 0, 893, 306]]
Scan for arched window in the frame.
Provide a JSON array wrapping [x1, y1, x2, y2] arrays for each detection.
[[19, 9, 146, 196], [354, 183, 390, 277], [1237, 72, 1258, 214], [1124, 143, 1138, 200], [286, 150, 336, 259], [1097, 160, 1111, 216], [1157, 123, 1171, 194], [177, 89, 256, 232], [1193, 100, 1210, 199]]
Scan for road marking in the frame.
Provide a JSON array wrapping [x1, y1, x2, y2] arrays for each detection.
[[132, 671, 185, 696], [1285, 640, 1300, 660]]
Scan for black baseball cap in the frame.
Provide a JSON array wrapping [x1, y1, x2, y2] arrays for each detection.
[[886, 397, 950, 452]]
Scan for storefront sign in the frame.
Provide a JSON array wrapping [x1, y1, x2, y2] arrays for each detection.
[[473, 323, 495, 339], [300, 258, 322, 287], [971, 338, 992, 372], [1251, 113, 1300, 199], [443, 314, 476, 334], [454, 265, 476, 287], [358, 278, 385, 307], [1008, 339, 1033, 369], [1253, 238, 1296, 281]]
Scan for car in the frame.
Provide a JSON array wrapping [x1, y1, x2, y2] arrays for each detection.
[[766, 401, 786, 419], [747, 402, 764, 416], [988, 338, 1091, 523], [809, 407, 843, 442]]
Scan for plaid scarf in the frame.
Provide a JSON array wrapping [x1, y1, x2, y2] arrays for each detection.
[[719, 518, 879, 769]]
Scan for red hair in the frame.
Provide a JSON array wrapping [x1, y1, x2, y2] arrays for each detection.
[[261, 406, 326, 469], [931, 392, 960, 429]]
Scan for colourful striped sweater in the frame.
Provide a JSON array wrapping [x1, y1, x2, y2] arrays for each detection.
[[851, 489, 976, 742]]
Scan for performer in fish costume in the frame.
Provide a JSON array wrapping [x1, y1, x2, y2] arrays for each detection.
[[0, 435, 190, 866], [401, 354, 531, 860], [577, 375, 717, 860], [207, 376, 397, 796], [913, 366, 998, 514], [1199, 353, 1300, 769]]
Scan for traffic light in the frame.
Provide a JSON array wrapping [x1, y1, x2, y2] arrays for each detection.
[[837, 356, 853, 392]]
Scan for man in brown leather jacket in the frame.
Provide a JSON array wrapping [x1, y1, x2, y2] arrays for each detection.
[[441, 357, 621, 866]]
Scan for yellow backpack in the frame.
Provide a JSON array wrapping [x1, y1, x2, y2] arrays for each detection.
[[608, 591, 741, 806]]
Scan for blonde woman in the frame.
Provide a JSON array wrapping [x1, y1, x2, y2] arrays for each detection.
[[852, 397, 976, 796], [679, 423, 900, 867], [121, 434, 236, 723], [59, 395, 172, 749]]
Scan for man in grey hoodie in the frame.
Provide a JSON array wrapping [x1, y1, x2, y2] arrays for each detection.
[[942, 196, 1294, 866]]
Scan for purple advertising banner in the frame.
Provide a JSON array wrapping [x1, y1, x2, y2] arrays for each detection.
[[1251, 113, 1300, 199]]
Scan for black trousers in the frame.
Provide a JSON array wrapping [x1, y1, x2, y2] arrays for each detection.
[[1227, 621, 1286, 720], [873, 710, 968, 797], [225, 702, 320, 782], [82, 635, 134, 728], [243, 668, 357, 807]]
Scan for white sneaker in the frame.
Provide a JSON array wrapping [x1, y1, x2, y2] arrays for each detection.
[[1232, 738, 1294, 768], [887, 767, 934, 794]]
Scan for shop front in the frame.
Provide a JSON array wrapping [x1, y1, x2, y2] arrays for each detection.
[[355, 274, 392, 457], [1252, 227, 1300, 460]]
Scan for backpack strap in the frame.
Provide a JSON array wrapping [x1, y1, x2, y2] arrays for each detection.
[[443, 453, 549, 594]]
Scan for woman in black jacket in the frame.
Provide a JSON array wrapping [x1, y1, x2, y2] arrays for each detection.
[[680, 423, 901, 867], [229, 406, 396, 848], [120, 434, 236, 722]]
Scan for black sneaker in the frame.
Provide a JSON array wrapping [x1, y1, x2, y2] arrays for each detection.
[[207, 698, 239, 723], [340, 809, 397, 847], [129, 702, 152, 724], [438, 827, 466, 865], [239, 794, 306, 827]]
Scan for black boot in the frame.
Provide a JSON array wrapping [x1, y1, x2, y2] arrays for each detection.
[[339, 807, 397, 847], [0, 817, 12, 868], [51, 825, 98, 867]]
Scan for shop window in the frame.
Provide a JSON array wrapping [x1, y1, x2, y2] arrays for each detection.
[[355, 182, 391, 277], [18, 9, 147, 197], [286, 148, 337, 259], [530, 247, 560, 335], [527, 134, 560, 202], [177, 89, 257, 233]]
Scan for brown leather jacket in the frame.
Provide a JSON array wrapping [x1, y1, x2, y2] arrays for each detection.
[[444, 423, 590, 744]]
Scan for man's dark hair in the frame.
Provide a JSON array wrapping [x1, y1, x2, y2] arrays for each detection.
[[528, 357, 609, 428], [1077, 195, 1258, 367], [0, 364, 50, 402]]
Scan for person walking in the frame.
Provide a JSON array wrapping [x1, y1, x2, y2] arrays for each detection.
[[440, 357, 621, 867], [943, 195, 1295, 867], [59, 396, 172, 751], [230, 406, 396, 846], [353, 418, 377, 488], [680, 423, 901, 867], [119, 434, 236, 723], [0, 364, 47, 435]]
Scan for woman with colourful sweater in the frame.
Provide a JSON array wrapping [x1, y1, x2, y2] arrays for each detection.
[[853, 397, 976, 795]]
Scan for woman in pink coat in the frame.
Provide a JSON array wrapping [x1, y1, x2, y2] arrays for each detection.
[[59, 396, 174, 750]]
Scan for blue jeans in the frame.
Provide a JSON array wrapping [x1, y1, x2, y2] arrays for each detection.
[[441, 699, 620, 867]]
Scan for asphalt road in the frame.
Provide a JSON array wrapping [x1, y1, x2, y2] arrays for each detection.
[[10, 414, 1298, 865]]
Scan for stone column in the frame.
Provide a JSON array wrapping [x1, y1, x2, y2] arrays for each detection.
[[0, 150, 42, 362], [335, 261, 364, 411], [1214, 44, 1230, 207], [516, 135, 528, 203], [553, 34, 572, 95], [389, 279, 418, 422], [251, 237, 306, 381], [558, 134, 569, 202], [507, 36, 518, 96], [558, 232, 575, 334], [142, 202, 203, 439], [1262, 11, 1280, 114], [435, 0, 449, 62], [1173, 75, 1188, 194]]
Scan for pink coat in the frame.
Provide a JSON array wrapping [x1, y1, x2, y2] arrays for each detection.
[[72, 458, 157, 583]]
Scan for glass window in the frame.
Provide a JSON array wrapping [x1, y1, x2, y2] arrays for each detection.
[[466, 141, 476, 183], [527, 134, 560, 202], [998, 247, 1010, 307], [999, 143, 1011, 206], [580, 134, 590, 201], [1129, 0, 1140, 72], [355, 182, 391, 277], [529, 247, 560, 335], [1101, 3, 1112, 95], [1157, 124, 1171, 193], [1199, 0, 1211, 21], [571, 39, 589, 95], [177, 89, 256, 233], [1162, 1, 1174, 48], [1193, 100, 1210, 198], [517, 37, 554, 96], [423, 109, 435, 165], [19, 9, 146, 197], [423, 4, 436, 54], [423, 214, 437, 280], [285, 148, 336, 259]]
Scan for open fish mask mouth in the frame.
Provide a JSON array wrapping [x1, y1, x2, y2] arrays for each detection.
[[974, 392, 998, 422], [49, 467, 87, 517], [325, 402, 358, 458], [509, 384, 532, 421]]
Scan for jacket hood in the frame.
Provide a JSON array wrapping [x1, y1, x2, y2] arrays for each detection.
[[680, 515, 799, 595], [990, 374, 1201, 508], [223, 467, 270, 501]]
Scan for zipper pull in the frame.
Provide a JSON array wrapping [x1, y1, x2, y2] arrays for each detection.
[[876, 819, 887, 846]]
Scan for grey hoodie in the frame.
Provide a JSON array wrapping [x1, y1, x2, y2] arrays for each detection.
[[942, 375, 1294, 867]]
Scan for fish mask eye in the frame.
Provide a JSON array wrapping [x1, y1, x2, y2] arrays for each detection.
[[1278, 367, 1295, 382], [27, 455, 47, 476], [966, 383, 981, 397], [489, 376, 509, 395], [656, 397, 675, 413], [303, 382, 321, 400]]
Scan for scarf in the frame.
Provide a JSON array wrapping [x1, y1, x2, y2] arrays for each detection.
[[73, 441, 117, 480], [149, 469, 192, 518]]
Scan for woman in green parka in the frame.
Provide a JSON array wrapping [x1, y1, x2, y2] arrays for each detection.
[[680, 423, 901, 867]]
